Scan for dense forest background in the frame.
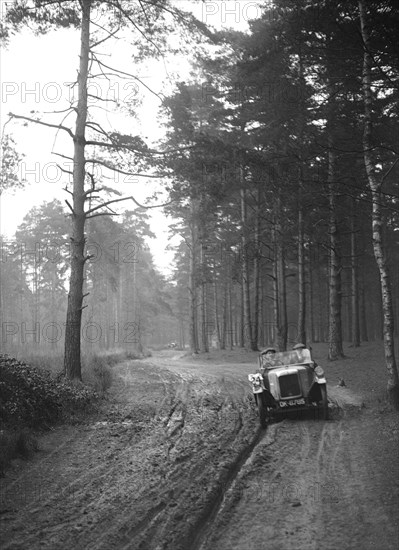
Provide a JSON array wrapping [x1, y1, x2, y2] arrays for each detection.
[[0, 1, 398, 380]]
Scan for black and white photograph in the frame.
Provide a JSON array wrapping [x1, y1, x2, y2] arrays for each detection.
[[0, 1, 398, 548]]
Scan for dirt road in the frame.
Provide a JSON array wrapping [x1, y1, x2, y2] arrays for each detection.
[[1, 348, 398, 549]]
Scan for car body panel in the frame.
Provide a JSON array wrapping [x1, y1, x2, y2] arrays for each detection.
[[248, 348, 328, 422]]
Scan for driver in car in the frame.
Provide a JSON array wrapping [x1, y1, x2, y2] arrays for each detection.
[[260, 347, 282, 369]]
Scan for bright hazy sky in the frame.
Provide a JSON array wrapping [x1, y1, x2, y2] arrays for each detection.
[[0, 1, 259, 273]]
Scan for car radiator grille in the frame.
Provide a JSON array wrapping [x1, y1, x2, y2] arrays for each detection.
[[279, 373, 301, 398]]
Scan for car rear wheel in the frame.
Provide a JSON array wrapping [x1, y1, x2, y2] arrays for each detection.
[[256, 394, 268, 429], [319, 384, 329, 420]]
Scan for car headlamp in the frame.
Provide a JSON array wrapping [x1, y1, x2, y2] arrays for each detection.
[[248, 373, 262, 385]]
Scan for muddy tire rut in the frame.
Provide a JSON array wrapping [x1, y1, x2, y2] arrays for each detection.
[[1, 353, 398, 550], [0, 359, 259, 550]]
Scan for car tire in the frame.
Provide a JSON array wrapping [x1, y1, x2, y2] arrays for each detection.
[[256, 394, 268, 429], [319, 384, 329, 420]]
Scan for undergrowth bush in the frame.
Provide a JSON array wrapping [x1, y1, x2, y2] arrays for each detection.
[[14, 351, 64, 377], [0, 353, 98, 475], [81, 349, 144, 394], [0, 354, 98, 427], [83, 355, 113, 396]]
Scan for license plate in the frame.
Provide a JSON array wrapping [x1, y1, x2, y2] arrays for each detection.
[[279, 398, 305, 407]]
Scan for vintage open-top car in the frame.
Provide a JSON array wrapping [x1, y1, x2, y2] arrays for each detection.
[[248, 346, 328, 427]]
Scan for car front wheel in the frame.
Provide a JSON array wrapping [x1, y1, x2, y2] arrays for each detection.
[[256, 394, 268, 428], [319, 384, 329, 420]]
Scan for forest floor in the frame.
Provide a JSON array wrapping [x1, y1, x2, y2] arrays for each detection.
[[0, 342, 398, 550]]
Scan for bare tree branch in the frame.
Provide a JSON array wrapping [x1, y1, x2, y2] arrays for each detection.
[[56, 163, 73, 175], [85, 121, 113, 139], [90, 23, 120, 49], [65, 199, 75, 214], [53, 152, 73, 161], [86, 193, 173, 216], [8, 113, 75, 139], [43, 106, 75, 115], [138, 0, 150, 27], [87, 93, 117, 103], [92, 55, 165, 102], [86, 195, 138, 215]]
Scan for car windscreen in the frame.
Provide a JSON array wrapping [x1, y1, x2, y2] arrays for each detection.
[[260, 349, 312, 367]]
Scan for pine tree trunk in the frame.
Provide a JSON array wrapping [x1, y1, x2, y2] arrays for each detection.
[[358, 0, 399, 407], [220, 251, 229, 350], [327, 139, 344, 360], [252, 184, 261, 351], [297, 204, 306, 345], [308, 247, 315, 343], [359, 272, 368, 342], [276, 238, 288, 351], [296, 51, 306, 346], [239, 278, 244, 348], [272, 248, 279, 349], [50, 268, 56, 351], [199, 244, 209, 353], [63, 0, 91, 380], [315, 246, 324, 343], [220, 279, 227, 350], [228, 277, 234, 349], [188, 219, 198, 353], [240, 185, 254, 350], [274, 203, 288, 351], [351, 204, 360, 347], [213, 265, 221, 349]]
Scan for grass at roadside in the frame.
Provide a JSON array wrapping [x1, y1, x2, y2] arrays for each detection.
[[309, 340, 399, 405]]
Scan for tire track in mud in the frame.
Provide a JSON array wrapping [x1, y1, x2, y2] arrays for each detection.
[[195, 413, 344, 550], [3, 352, 397, 550], [0, 361, 182, 550], [199, 395, 393, 550], [47, 369, 253, 550], [0, 424, 160, 549], [102, 371, 311, 550], [315, 413, 399, 550], [188, 425, 278, 550], [82, 377, 196, 550], [117, 374, 260, 550]]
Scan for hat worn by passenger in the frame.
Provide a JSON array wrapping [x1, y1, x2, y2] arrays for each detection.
[[293, 343, 306, 350], [261, 347, 276, 354]]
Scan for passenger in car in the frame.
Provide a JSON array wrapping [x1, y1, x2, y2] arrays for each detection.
[[292, 343, 318, 366], [293, 343, 307, 363]]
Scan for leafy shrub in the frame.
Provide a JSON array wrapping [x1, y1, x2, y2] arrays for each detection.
[[0, 354, 98, 427], [17, 352, 64, 377]]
